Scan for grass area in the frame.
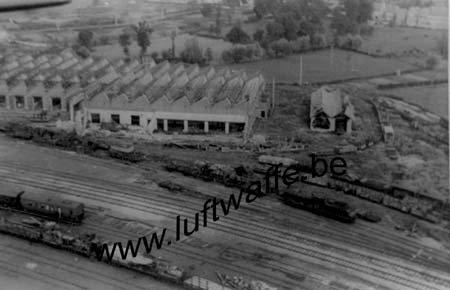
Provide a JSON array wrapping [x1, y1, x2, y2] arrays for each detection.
[[227, 49, 416, 83], [360, 26, 445, 56], [93, 33, 232, 61], [382, 84, 449, 118]]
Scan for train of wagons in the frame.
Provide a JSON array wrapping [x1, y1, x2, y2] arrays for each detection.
[[0, 183, 85, 223]]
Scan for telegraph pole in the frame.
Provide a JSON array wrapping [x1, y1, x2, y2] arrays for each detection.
[[272, 77, 276, 112], [330, 44, 334, 67], [299, 56, 303, 86]]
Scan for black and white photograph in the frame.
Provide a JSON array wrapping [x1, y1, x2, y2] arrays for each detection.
[[0, 0, 448, 290]]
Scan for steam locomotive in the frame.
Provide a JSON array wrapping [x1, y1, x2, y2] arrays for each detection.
[[280, 191, 357, 223]]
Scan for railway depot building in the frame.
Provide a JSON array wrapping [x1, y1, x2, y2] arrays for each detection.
[[0, 50, 267, 136], [310, 86, 355, 134]]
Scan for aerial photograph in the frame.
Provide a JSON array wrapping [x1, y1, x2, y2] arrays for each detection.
[[0, 0, 448, 290]]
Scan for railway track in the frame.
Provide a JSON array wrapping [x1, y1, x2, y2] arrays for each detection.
[[0, 164, 449, 290], [5, 146, 442, 264], [0, 154, 438, 256], [80, 215, 388, 290], [80, 216, 301, 290], [0, 246, 138, 290], [1, 159, 449, 271], [0, 248, 89, 290]]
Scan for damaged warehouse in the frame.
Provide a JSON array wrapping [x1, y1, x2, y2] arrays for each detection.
[[85, 60, 267, 137], [0, 49, 268, 138], [310, 86, 355, 134]]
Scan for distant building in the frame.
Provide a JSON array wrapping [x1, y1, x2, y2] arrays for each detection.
[[0, 49, 266, 137], [310, 87, 355, 134], [372, 1, 448, 29]]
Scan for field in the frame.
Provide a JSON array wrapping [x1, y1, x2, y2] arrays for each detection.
[[382, 84, 449, 118], [227, 49, 417, 83], [360, 26, 446, 56], [93, 33, 233, 62]]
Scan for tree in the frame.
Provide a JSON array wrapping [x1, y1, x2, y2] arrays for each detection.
[[215, 6, 222, 35], [132, 21, 153, 57], [253, 29, 265, 43], [254, 0, 282, 19], [331, 9, 358, 35], [205, 47, 213, 63], [200, 3, 213, 17], [265, 22, 285, 42], [78, 30, 94, 50], [278, 14, 298, 41], [225, 25, 251, 44], [99, 35, 110, 45], [119, 29, 132, 58], [170, 30, 177, 59], [269, 38, 292, 57], [343, 0, 374, 24], [72, 44, 90, 59], [425, 56, 439, 69], [312, 33, 327, 49], [161, 49, 172, 61], [436, 31, 448, 59], [180, 37, 205, 64], [150, 51, 159, 62]]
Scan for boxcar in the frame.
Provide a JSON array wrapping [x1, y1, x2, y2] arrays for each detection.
[[20, 192, 84, 223]]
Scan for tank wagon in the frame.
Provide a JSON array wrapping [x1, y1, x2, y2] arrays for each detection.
[[0, 183, 84, 223]]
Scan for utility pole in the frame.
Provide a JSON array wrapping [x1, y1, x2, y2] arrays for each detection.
[[272, 77, 276, 112], [171, 29, 177, 59], [298, 56, 303, 86], [330, 44, 334, 67]]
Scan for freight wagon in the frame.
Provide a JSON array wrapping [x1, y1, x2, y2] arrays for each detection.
[[0, 183, 85, 223]]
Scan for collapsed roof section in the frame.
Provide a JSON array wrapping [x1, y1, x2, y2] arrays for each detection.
[[310, 86, 355, 121]]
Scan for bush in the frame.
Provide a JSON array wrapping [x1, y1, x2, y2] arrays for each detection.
[[72, 44, 90, 59], [180, 37, 207, 65], [150, 51, 159, 61], [360, 24, 374, 36], [99, 35, 111, 45], [290, 36, 311, 53], [201, 4, 214, 17], [225, 25, 251, 44], [269, 38, 292, 57], [336, 34, 363, 50], [161, 49, 172, 61], [311, 33, 327, 49], [425, 56, 439, 69], [222, 43, 264, 64]]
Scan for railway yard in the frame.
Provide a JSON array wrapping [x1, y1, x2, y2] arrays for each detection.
[[0, 1, 448, 288], [0, 125, 449, 290]]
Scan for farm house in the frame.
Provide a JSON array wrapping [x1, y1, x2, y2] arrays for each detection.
[[310, 86, 355, 134]]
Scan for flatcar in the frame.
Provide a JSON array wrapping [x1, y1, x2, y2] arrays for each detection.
[[281, 191, 357, 223]]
